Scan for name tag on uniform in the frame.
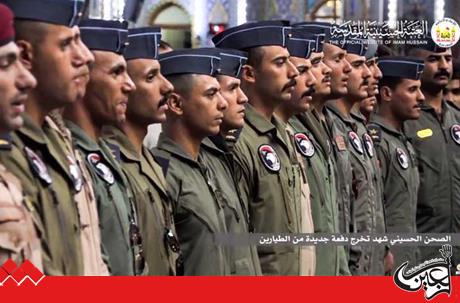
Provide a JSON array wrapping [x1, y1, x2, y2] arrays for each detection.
[[335, 135, 347, 151], [417, 128, 433, 139]]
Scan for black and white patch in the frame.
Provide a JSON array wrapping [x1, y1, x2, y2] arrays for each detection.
[[24, 146, 52, 185], [294, 133, 315, 158], [396, 148, 409, 170], [363, 133, 374, 158], [348, 131, 363, 154], [87, 153, 114, 185], [67, 155, 83, 192], [258, 144, 280, 172], [451, 124, 460, 145]]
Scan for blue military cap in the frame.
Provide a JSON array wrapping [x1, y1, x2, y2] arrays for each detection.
[[218, 49, 247, 78], [212, 20, 291, 50], [286, 28, 317, 59], [0, 0, 85, 27], [79, 19, 129, 54], [124, 27, 162, 61], [294, 21, 347, 49], [159, 48, 221, 77], [377, 56, 425, 80], [365, 38, 378, 60], [408, 34, 447, 53], [343, 38, 368, 56]]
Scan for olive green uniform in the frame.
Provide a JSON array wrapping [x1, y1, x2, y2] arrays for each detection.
[[230, 103, 301, 275], [325, 102, 386, 275], [200, 136, 262, 275], [66, 121, 141, 275], [404, 101, 460, 265], [289, 110, 350, 276], [369, 115, 420, 270], [103, 126, 180, 276], [153, 133, 230, 276], [0, 114, 84, 275]]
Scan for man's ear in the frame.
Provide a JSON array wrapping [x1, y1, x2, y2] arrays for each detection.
[[380, 86, 393, 103], [167, 92, 184, 116], [241, 64, 256, 84], [16, 39, 34, 71]]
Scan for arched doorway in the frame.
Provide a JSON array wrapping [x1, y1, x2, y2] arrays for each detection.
[[310, 0, 343, 22], [150, 3, 192, 49]]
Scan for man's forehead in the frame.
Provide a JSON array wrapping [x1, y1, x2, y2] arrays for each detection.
[[263, 45, 289, 58], [417, 48, 452, 59], [93, 50, 125, 67], [346, 53, 365, 63], [447, 79, 460, 87]]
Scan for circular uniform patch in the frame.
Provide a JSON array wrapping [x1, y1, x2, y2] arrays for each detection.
[[294, 133, 315, 158], [396, 147, 409, 170], [258, 144, 281, 172], [67, 155, 83, 192], [348, 131, 364, 154], [87, 153, 114, 185], [451, 124, 460, 145], [363, 133, 374, 158], [24, 146, 52, 185]]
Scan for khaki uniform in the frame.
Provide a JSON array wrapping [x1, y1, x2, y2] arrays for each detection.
[[0, 156, 42, 269], [44, 116, 108, 276], [369, 115, 420, 270], [326, 102, 386, 275], [153, 133, 230, 276], [404, 101, 460, 266], [200, 135, 262, 275], [290, 111, 350, 276], [103, 126, 180, 275], [0, 114, 83, 275], [231, 104, 301, 275], [66, 121, 140, 275]]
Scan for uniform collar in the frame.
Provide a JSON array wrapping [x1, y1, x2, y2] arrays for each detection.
[[102, 125, 139, 162], [65, 120, 100, 153], [325, 101, 358, 129], [0, 133, 12, 150], [370, 115, 404, 137], [202, 137, 224, 155], [244, 103, 277, 135], [156, 133, 202, 167], [350, 108, 367, 123], [17, 113, 48, 145]]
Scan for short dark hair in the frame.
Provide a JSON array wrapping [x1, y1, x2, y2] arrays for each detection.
[[167, 74, 196, 98], [14, 20, 49, 47], [243, 46, 265, 69], [376, 44, 395, 58]]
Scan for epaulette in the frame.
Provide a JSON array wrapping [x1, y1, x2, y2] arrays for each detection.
[[153, 155, 170, 177], [224, 128, 242, 150], [105, 142, 121, 162], [0, 133, 12, 150], [367, 123, 382, 144]]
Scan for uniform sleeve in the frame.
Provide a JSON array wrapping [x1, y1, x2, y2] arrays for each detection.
[[231, 138, 255, 207]]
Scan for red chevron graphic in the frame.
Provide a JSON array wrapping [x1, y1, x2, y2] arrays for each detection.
[[0, 259, 45, 286]]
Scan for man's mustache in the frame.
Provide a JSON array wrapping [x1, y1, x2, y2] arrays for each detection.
[[302, 85, 316, 98], [435, 70, 450, 78], [282, 79, 297, 91]]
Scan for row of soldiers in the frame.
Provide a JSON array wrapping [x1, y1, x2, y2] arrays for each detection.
[[0, 0, 459, 276]]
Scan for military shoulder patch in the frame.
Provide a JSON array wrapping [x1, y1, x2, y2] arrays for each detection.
[[0, 133, 12, 150], [451, 124, 460, 145], [294, 133, 315, 158], [334, 135, 347, 151], [87, 153, 114, 185], [348, 131, 364, 154], [258, 144, 281, 172], [396, 147, 409, 169], [367, 124, 382, 144], [24, 146, 52, 185], [362, 133, 374, 158], [416, 128, 433, 139], [67, 155, 83, 192]]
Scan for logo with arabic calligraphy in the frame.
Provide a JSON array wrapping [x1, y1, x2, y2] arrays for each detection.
[[431, 18, 460, 48], [393, 244, 452, 300]]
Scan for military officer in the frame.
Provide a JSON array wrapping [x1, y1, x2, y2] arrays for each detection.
[[103, 27, 182, 275], [405, 36, 460, 266], [213, 21, 304, 275], [368, 56, 425, 271], [274, 28, 317, 275], [358, 39, 380, 122], [199, 48, 262, 275], [152, 48, 230, 275], [63, 19, 144, 275], [0, 0, 104, 275], [0, 3, 41, 268]]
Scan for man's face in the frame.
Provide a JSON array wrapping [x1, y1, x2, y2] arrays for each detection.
[[345, 53, 371, 100], [30, 24, 94, 110], [0, 42, 36, 132], [182, 75, 227, 136], [127, 58, 173, 125], [218, 74, 247, 130], [287, 56, 316, 113], [253, 45, 299, 104], [84, 51, 135, 125], [444, 79, 460, 107], [389, 79, 425, 120], [360, 57, 382, 116], [323, 43, 351, 97], [417, 49, 452, 91], [310, 51, 332, 98]]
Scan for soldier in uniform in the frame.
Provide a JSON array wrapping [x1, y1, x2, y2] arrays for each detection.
[[290, 22, 350, 276], [273, 28, 317, 275], [152, 48, 230, 275], [325, 37, 387, 275], [0, 0, 108, 275], [369, 56, 425, 271], [213, 21, 304, 275], [103, 27, 182, 275], [199, 49, 262, 275], [404, 36, 460, 266], [444, 60, 460, 109], [358, 39, 380, 122], [0, 3, 41, 268], [63, 19, 144, 275]]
